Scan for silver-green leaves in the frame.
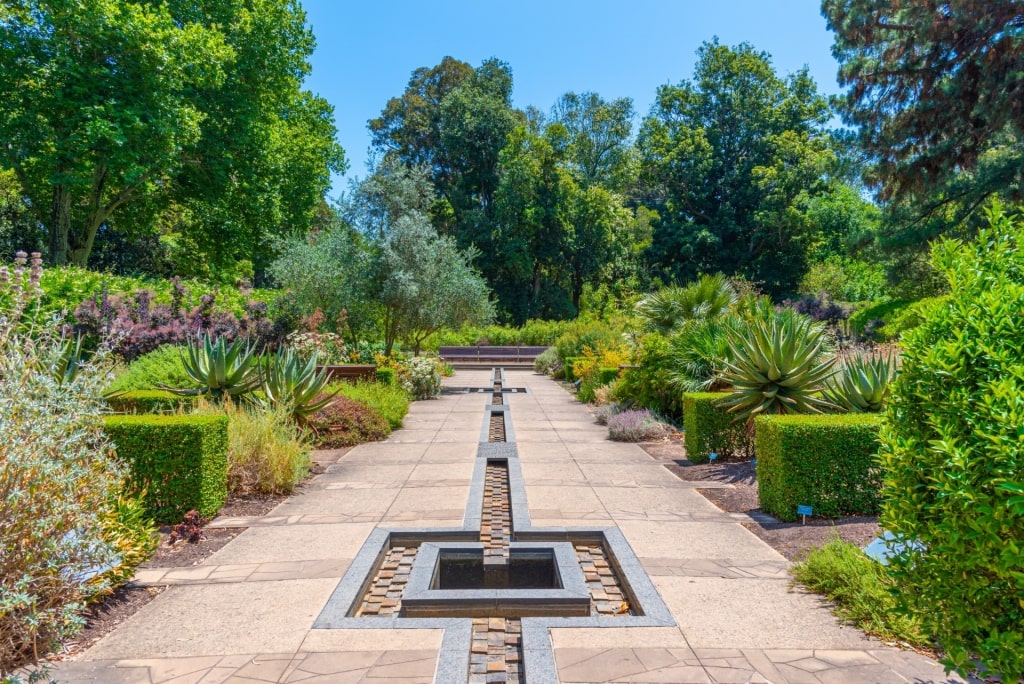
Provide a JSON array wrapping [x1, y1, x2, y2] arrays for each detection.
[[167, 335, 262, 399], [823, 354, 895, 413]]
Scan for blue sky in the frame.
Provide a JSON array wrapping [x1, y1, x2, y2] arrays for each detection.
[[300, 0, 842, 194]]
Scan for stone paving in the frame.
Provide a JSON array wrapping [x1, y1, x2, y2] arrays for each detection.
[[52, 369, 969, 683]]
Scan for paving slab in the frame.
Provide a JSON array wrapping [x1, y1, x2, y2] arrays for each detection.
[[202, 523, 376, 565], [615, 520, 786, 561]]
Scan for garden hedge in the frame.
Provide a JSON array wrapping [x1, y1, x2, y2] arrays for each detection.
[[754, 413, 882, 522], [105, 390, 198, 414], [375, 367, 395, 385], [104, 414, 229, 522], [682, 392, 751, 463], [564, 356, 581, 382]]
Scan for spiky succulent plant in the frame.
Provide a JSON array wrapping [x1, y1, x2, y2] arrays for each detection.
[[260, 346, 336, 420], [718, 315, 836, 422], [823, 354, 896, 413], [166, 335, 262, 399]]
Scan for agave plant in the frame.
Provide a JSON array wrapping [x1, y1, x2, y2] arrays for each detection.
[[718, 314, 836, 422], [46, 334, 85, 386], [165, 335, 262, 399], [635, 274, 737, 334], [823, 353, 896, 413], [260, 346, 336, 420]]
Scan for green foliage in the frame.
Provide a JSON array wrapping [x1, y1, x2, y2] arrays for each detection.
[[97, 493, 159, 588], [104, 414, 229, 522], [614, 334, 682, 419], [306, 395, 390, 448], [847, 298, 914, 340], [169, 335, 262, 399], [879, 205, 1024, 680], [665, 316, 741, 394], [1, 254, 128, 673], [105, 390, 198, 414], [375, 367, 396, 386], [718, 313, 835, 422], [682, 392, 752, 463], [533, 347, 561, 375], [799, 256, 887, 302], [754, 414, 882, 521], [824, 1, 1023, 206], [635, 274, 736, 334], [260, 347, 335, 420], [105, 345, 191, 394], [400, 356, 443, 400], [194, 400, 310, 496], [553, 319, 621, 362], [637, 40, 836, 296], [332, 381, 410, 431], [823, 354, 895, 413], [791, 535, 926, 647]]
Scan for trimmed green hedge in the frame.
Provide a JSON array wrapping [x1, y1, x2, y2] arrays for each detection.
[[683, 392, 751, 463], [564, 357, 581, 382], [105, 414, 229, 522], [375, 367, 396, 385], [755, 414, 882, 522], [105, 390, 198, 414], [598, 367, 619, 385]]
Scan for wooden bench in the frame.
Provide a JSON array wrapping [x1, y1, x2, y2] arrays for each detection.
[[438, 346, 550, 364]]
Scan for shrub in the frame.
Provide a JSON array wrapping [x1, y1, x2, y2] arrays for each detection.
[[607, 409, 672, 442], [847, 298, 915, 341], [754, 413, 882, 521], [614, 333, 683, 418], [105, 344, 191, 394], [635, 274, 737, 334], [879, 205, 1024, 680], [400, 356, 442, 400], [332, 380, 409, 430], [195, 400, 310, 495], [682, 392, 752, 463], [375, 367, 396, 385], [259, 347, 335, 420], [593, 402, 623, 426], [104, 414, 229, 522], [554, 319, 621, 362], [284, 330, 347, 365], [533, 346, 560, 375], [665, 316, 738, 394], [562, 356, 581, 382], [105, 390, 198, 414], [97, 493, 160, 588], [791, 535, 926, 647], [1, 253, 136, 674], [574, 342, 628, 403], [306, 395, 390, 448], [798, 256, 888, 303]]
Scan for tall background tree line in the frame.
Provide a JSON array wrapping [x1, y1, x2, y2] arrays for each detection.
[[2, 0, 1020, 322]]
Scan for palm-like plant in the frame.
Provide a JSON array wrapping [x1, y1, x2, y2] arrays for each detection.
[[666, 316, 742, 393], [165, 335, 262, 399], [823, 353, 896, 413], [636, 274, 737, 334], [260, 347, 336, 420], [718, 314, 836, 422]]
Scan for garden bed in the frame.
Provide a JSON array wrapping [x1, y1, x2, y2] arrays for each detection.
[[640, 440, 881, 561]]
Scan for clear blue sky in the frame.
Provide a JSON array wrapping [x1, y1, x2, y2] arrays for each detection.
[[300, 0, 842, 194]]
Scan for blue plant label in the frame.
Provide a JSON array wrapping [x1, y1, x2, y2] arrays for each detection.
[[708, 452, 718, 461], [796, 504, 813, 517]]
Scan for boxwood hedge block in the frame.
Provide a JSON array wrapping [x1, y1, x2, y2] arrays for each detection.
[[598, 367, 620, 385], [755, 413, 882, 522], [105, 390, 198, 414], [104, 414, 229, 522], [375, 367, 396, 385], [683, 392, 751, 463]]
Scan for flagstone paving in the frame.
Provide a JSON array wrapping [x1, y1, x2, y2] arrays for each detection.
[[53, 369, 969, 683]]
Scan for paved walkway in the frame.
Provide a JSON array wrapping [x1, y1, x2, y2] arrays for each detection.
[[54, 370, 966, 683]]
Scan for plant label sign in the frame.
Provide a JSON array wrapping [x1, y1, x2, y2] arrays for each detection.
[[708, 452, 718, 462], [797, 504, 812, 524]]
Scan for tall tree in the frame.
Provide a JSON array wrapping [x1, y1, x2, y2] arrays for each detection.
[[551, 92, 636, 191], [637, 40, 834, 296], [823, 0, 1024, 206], [0, 0, 231, 266]]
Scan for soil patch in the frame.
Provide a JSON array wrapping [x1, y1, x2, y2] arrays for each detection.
[[639, 439, 881, 561]]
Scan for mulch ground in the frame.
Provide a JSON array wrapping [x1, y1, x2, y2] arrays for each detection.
[[640, 439, 881, 561]]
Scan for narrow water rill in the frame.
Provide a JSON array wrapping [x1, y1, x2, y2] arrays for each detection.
[[316, 368, 673, 683]]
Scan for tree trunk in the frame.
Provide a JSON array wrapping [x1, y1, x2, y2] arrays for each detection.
[[48, 185, 72, 266]]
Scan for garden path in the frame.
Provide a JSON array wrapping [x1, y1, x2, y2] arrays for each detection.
[[53, 370, 968, 683]]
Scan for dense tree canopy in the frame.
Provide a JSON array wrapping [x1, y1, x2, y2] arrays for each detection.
[[824, 0, 1024, 204], [637, 41, 836, 296], [0, 0, 345, 270]]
